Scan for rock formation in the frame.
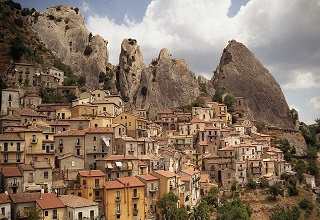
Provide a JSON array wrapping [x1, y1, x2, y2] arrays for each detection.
[[211, 40, 294, 129], [30, 5, 109, 88], [118, 39, 200, 118]]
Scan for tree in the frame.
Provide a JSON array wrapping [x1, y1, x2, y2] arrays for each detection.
[[271, 206, 300, 220], [157, 192, 187, 220], [10, 34, 26, 60], [294, 159, 306, 182], [78, 75, 86, 87], [286, 177, 299, 196], [260, 178, 269, 188], [213, 89, 223, 103], [246, 178, 257, 190], [223, 94, 235, 112], [299, 199, 314, 214], [217, 199, 252, 220], [191, 199, 211, 220], [269, 183, 281, 200], [26, 206, 42, 220], [203, 186, 219, 207]]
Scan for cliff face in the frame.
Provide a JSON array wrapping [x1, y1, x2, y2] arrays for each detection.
[[118, 40, 200, 119], [212, 40, 294, 129], [30, 5, 109, 88]]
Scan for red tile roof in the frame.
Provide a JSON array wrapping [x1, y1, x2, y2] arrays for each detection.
[[157, 109, 173, 114], [152, 170, 177, 178], [181, 167, 200, 176], [30, 161, 52, 169], [218, 146, 235, 151], [54, 129, 86, 137], [0, 133, 24, 141], [59, 195, 98, 208], [18, 164, 35, 171], [137, 174, 159, 181], [105, 180, 124, 189], [103, 154, 138, 161], [79, 170, 106, 177], [117, 176, 145, 188], [0, 193, 10, 204], [1, 167, 22, 177], [36, 193, 65, 209], [10, 192, 41, 203], [85, 127, 114, 133]]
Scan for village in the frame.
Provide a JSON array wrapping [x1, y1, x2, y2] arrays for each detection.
[[0, 62, 316, 220]]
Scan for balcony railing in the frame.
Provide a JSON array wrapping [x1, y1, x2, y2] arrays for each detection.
[[238, 167, 244, 171], [94, 196, 102, 202], [115, 196, 121, 201], [133, 208, 138, 216], [30, 138, 38, 143], [75, 142, 82, 147], [115, 210, 121, 216], [149, 187, 158, 192], [0, 159, 24, 164], [94, 184, 103, 189], [11, 182, 19, 188]]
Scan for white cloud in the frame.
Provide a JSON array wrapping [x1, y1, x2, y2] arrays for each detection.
[[81, 1, 90, 12], [309, 97, 320, 112], [85, 0, 320, 123]]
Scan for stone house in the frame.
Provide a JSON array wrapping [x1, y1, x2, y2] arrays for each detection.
[[113, 112, 148, 138], [8, 63, 35, 87], [9, 108, 47, 124], [59, 195, 99, 220], [47, 120, 70, 134], [36, 193, 66, 220], [55, 107, 71, 120], [1, 88, 20, 116], [9, 192, 41, 219], [0, 167, 23, 194], [54, 129, 86, 158], [40, 63, 65, 85], [179, 167, 201, 208], [232, 159, 247, 186], [63, 118, 90, 130], [71, 104, 98, 119], [23, 93, 42, 109], [36, 103, 70, 120], [303, 173, 316, 189], [92, 100, 122, 117], [115, 136, 138, 157], [56, 152, 84, 171], [30, 161, 53, 193], [219, 168, 236, 190], [0, 193, 11, 220]]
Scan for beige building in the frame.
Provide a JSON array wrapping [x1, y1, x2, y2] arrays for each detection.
[[0, 167, 23, 194], [23, 93, 42, 109], [0, 133, 25, 166], [9, 192, 41, 219], [8, 63, 35, 87], [36, 193, 66, 220], [1, 88, 20, 116]]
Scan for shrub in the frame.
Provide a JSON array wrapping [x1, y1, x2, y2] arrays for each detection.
[[271, 206, 300, 220], [14, 18, 23, 27], [84, 45, 93, 55], [74, 7, 79, 14], [10, 35, 26, 60], [246, 178, 257, 190], [299, 199, 314, 213], [260, 178, 269, 188]]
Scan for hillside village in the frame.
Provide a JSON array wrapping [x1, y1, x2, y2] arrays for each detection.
[[0, 61, 317, 220]]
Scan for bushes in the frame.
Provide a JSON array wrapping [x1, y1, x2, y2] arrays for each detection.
[[10, 34, 26, 60], [299, 199, 314, 213], [14, 18, 23, 27], [246, 178, 257, 190], [217, 199, 252, 220], [271, 206, 300, 220]]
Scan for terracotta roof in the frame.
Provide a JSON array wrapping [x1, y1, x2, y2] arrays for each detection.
[[0, 193, 10, 204], [218, 146, 235, 151], [56, 152, 84, 160], [18, 164, 35, 171], [47, 121, 70, 126], [137, 174, 159, 181], [103, 154, 138, 161], [1, 167, 22, 177], [10, 108, 46, 117], [117, 176, 145, 188], [85, 127, 114, 133], [0, 133, 24, 141], [1, 114, 19, 121], [190, 118, 203, 123], [105, 180, 124, 189], [138, 160, 148, 167], [36, 193, 65, 209], [10, 192, 41, 203], [152, 170, 177, 178], [54, 129, 86, 137], [181, 167, 200, 176], [30, 161, 52, 169], [59, 195, 98, 208], [79, 170, 106, 177], [200, 174, 210, 183], [198, 141, 208, 146], [181, 176, 191, 182]]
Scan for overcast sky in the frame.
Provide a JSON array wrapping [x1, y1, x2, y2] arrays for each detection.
[[17, 0, 320, 125]]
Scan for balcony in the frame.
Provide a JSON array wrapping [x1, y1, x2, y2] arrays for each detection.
[[132, 193, 140, 199], [0, 159, 24, 164], [75, 142, 82, 147], [87, 149, 107, 154], [238, 167, 244, 171], [115, 196, 121, 202], [11, 182, 19, 188], [133, 208, 138, 216], [149, 187, 158, 192], [94, 195, 102, 202], [115, 210, 121, 216], [94, 184, 103, 189]]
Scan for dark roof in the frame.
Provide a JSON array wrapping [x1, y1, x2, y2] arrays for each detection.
[[1, 167, 22, 177], [10, 192, 41, 203]]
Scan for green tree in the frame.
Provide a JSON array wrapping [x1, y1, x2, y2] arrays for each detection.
[[260, 178, 269, 188], [307, 161, 319, 177], [213, 89, 223, 103], [223, 94, 235, 112], [78, 75, 86, 87], [246, 178, 257, 190], [191, 199, 211, 220], [294, 159, 306, 182], [217, 199, 251, 220], [269, 183, 281, 200], [286, 177, 299, 196], [26, 206, 42, 220], [271, 206, 300, 220], [299, 199, 314, 214], [203, 187, 219, 207], [10, 34, 26, 60], [157, 192, 187, 220]]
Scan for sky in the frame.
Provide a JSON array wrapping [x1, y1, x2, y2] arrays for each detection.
[[16, 0, 320, 125]]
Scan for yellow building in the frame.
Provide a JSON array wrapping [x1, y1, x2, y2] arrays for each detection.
[[104, 176, 146, 220], [0, 133, 25, 166], [56, 107, 71, 120], [36, 193, 66, 220], [67, 170, 105, 213], [113, 112, 147, 138], [21, 128, 55, 165], [92, 100, 122, 117], [71, 104, 98, 119]]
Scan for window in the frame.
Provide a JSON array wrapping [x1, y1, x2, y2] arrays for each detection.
[[53, 209, 57, 219], [133, 188, 138, 197], [45, 211, 48, 216], [116, 204, 120, 213], [42, 144, 45, 150], [93, 136, 96, 141], [116, 191, 120, 199], [4, 143, 8, 151], [44, 171, 48, 179], [1, 207, 5, 215], [116, 173, 120, 178], [45, 135, 49, 139]]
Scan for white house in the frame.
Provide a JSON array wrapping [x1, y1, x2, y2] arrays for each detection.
[[0, 193, 11, 220]]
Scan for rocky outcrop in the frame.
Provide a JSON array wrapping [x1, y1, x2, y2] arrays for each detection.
[[30, 5, 109, 88], [211, 40, 294, 129], [118, 39, 200, 118]]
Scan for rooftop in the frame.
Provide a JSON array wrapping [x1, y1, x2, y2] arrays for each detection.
[[79, 170, 106, 177], [0, 167, 22, 177], [137, 174, 159, 181], [10, 192, 41, 203], [117, 176, 145, 188], [36, 193, 65, 210], [59, 195, 98, 208]]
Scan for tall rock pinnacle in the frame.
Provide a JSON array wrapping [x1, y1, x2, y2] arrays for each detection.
[[212, 40, 294, 129]]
